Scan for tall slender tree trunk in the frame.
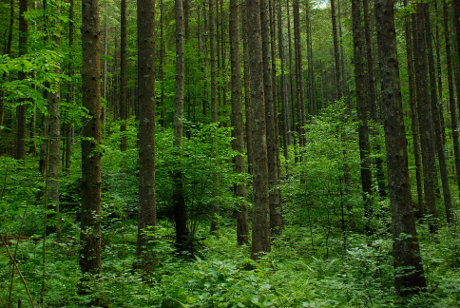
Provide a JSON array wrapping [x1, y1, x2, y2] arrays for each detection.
[[305, 1, 315, 115], [413, 3, 438, 232], [293, 0, 305, 148], [173, 0, 190, 252], [136, 0, 157, 267], [286, 0, 297, 159], [363, 0, 386, 197], [423, 5, 453, 225], [15, 0, 28, 161], [48, 2, 62, 237], [242, 1, 253, 176], [120, 0, 128, 151], [330, 0, 342, 99], [434, 2, 446, 146], [247, 0, 270, 259], [404, 0, 423, 216], [0, 0, 15, 135], [351, 0, 373, 235], [209, 0, 220, 233], [80, 0, 102, 281], [159, 0, 165, 126], [443, 0, 460, 202], [65, 0, 75, 173], [278, 0, 291, 176], [374, 0, 426, 296], [229, 0, 249, 245], [260, 0, 282, 234]]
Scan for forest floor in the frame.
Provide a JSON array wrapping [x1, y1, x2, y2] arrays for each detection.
[[1, 218, 459, 307]]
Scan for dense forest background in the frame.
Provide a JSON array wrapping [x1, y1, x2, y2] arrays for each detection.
[[0, 0, 459, 306]]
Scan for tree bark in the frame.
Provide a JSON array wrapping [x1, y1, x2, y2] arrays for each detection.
[[15, 0, 28, 161], [80, 0, 102, 279], [120, 0, 128, 151], [404, 0, 423, 216], [330, 0, 342, 99], [413, 3, 438, 232], [246, 0, 270, 259], [278, 0, 291, 175], [293, 0, 305, 148], [305, 1, 315, 115], [173, 0, 190, 252], [443, 0, 460, 203], [260, 0, 282, 234], [229, 0, 249, 245], [351, 0, 373, 235], [423, 5, 453, 225], [136, 0, 157, 267], [241, 1, 253, 176], [374, 0, 426, 296]]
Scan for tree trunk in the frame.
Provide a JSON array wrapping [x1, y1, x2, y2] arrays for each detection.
[[136, 0, 157, 267], [80, 0, 102, 279], [423, 5, 453, 225], [246, 0, 270, 259], [277, 0, 291, 176], [120, 0, 128, 151], [293, 0, 305, 148], [260, 0, 282, 235], [443, 0, 460, 202], [48, 2, 62, 237], [173, 0, 190, 252], [351, 0, 373, 235], [15, 0, 28, 161], [241, 1, 253, 176], [286, 0, 297, 160], [229, 0, 249, 245], [404, 0, 423, 216], [159, 0, 165, 126], [305, 1, 315, 115], [413, 3, 438, 232], [65, 0, 75, 173], [363, 0, 386, 197], [374, 0, 426, 296], [330, 0, 342, 99]]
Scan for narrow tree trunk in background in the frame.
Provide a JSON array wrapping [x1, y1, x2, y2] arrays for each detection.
[[293, 0, 305, 148], [210, 0, 217, 123], [120, 0, 128, 152], [413, 3, 438, 232], [173, 0, 190, 252], [423, 5, 453, 225], [260, 0, 282, 234], [374, 0, 426, 296], [404, 0, 423, 216], [305, 1, 315, 115], [278, 0, 291, 175], [65, 0, 75, 173], [363, 0, 386, 198], [286, 0, 297, 158], [48, 3, 62, 237], [330, 0, 342, 99], [247, 0, 270, 259], [159, 0, 165, 126], [434, 2, 446, 145], [184, 0, 189, 39], [0, 0, 14, 134], [136, 0, 157, 267], [15, 0, 28, 161], [102, 0, 108, 139], [209, 0, 220, 233], [80, 0, 102, 280], [229, 0, 249, 245], [337, 0, 347, 99], [242, 2, 253, 176], [444, 0, 460, 201], [351, 0, 373, 236]]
